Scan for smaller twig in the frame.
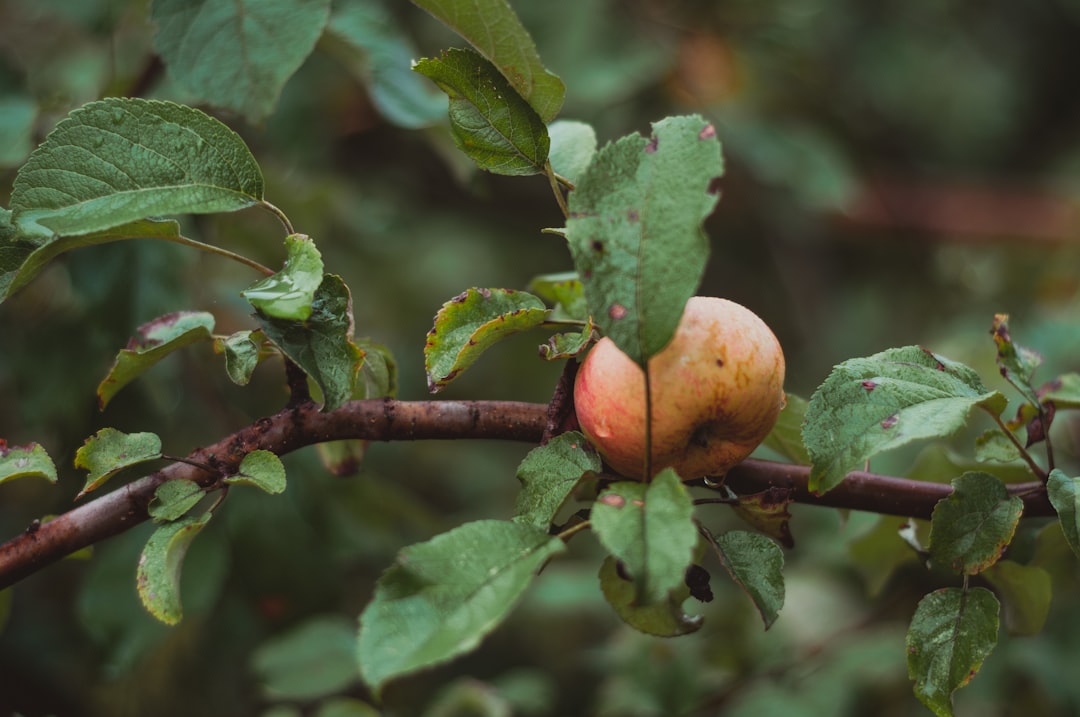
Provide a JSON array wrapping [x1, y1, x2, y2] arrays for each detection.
[[544, 160, 570, 219], [988, 410, 1048, 481], [259, 201, 296, 235], [157, 234, 275, 276]]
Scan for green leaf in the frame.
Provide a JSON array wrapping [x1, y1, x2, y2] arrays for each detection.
[[314, 699, 381, 717], [907, 587, 999, 717], [323, 0, 444, 129], [410, 0, 565, 123], [538, 321, 594, 361], [761, 393, 810, 465], [703, 528, 785, 629], [589, 469, 697, 605], [513, 431, 601, 529], [74, 428, 163, 498], [148, 479, 204, 522], [0, 441, 58, 485], [242, 234, 324, 321], [981, 560, 1051, 636], [255, 274, 365, 411], [357, 520, 565, 694], [424, 288, 549, 393], [137, 511, 213, 625], [252, 616, 359, 700], [151, 0, 331, 122], [2, 218, 182, 302], [598, 555, 702, 637], [354, 338, 398, 399], [315, 440, 368, 478], [565, 115, 722, 365], [10, 98, 263, 236], [217, 330, 265, 386], [527, 271, 588, 321], [973, 429, 1024, 463], [0, 207, 37, 299], [1047, 469, 1080, 559], [1040, 372, 1080, 409], [548, 119, 597, 185], [928, 472, 1022, 575], [414, 48, 550, 176], [225, 450, 286, 494], [804, 346, 1008, 494], [97, 311, 216, 409], [990, 314, 1042, 405]]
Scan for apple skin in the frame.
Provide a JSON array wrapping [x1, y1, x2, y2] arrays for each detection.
[[574, 296, 786, 480]]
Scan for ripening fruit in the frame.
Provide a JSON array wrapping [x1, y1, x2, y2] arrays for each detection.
[[574, 296, 786, 479]]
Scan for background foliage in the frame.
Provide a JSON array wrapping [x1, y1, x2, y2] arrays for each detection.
[[3, 0, 1080, 715]]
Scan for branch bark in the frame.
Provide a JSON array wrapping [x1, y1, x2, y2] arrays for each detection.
[[0, 399, 1055, 589]]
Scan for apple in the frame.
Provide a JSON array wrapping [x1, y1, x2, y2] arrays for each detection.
[[574, 296, 786, 479]]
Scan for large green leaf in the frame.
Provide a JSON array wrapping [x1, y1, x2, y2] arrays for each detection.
[[74, 428, 163, 498], [907, 587, 999, 717], [589, 469, 697, 605], [804, 346, 1008, 494], [928, 472, 1022, 575], [255, 274, 365, 411], [323, 0, 444, 129], [151, 0, 331, 122], [2, 219, 182, 303], [10, 98, 263, 236], [565, 115, 722, 365], [703, 528, 785, 629], [356, 520, 565, 694], [424, 288, 548, 392], [136, 511, 213, 625], [513, 431, 601, 529], [0, 441, 58, 486], [1047, 469, 1080, 559], [410, 0, 565, 123], [242, 234, 324, 321], [98, 311, 216, 409], [414, 48, 550, 176]]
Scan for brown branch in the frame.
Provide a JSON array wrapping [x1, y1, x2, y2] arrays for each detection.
[[0, 399, 1056, 589]]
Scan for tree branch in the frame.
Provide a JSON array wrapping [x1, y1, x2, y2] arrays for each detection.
[[0, 399, 1055, 589]]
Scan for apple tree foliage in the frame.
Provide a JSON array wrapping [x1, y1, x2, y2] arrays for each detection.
[[0, 1, 1078, 715]]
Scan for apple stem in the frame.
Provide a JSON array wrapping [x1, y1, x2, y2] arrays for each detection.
[[643, 366, 654, 480]]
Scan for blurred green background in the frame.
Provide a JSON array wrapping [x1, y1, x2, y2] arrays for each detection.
[[3, 0, 1080, 715]]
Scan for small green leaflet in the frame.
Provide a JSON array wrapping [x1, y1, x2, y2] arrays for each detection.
[[2, 218, 182, 303], [409, 0, 565, 123], [243, 234, 324, 321], [990, 314, 1042, 406], [425, 288, 549, 393], [136, 511, 213, 625], [928, 472, 1022, 575], [548, 120, 597, 185], [907, 587, 999, 717], [730, 490, 794, 549], [252, 616, 360, 700], [151, 0, 331, 123], [356, 519, 565, 694], [513, 431, 601, 528], [598, 555, 702, 637], [255, 274, 365, 411], [1047, 469, 1080, 559], [566, 115, 722, 366], [527, 271, 588, 321], [414, 48, 550, 176], [98, 311, 216, 409], [354, 338, 398, 399], [74, 428, 162, 498], [981, 560, 1051, 636], [703, 528, 785, 629], [225, 450, 287, 495], [216, 330, 264, 386], [10, 98, 263, 237], [538, 321, 594, 360], [149, 479, 204, 522], [0, 440, 58, 485], [761, 393, 810, 465], [589, 469, 697, 605], [804, 346, 1008, 494], [322, 0, 444, 129]]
